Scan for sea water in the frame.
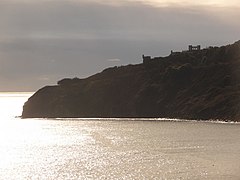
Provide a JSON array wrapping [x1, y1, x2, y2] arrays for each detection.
[[0, 93, 239, 179]]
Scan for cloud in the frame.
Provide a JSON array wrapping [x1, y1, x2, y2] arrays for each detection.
[[0, 0, 239, 91], [2, 0, 240, 7], [0, 0, 239, 41], [137, 0, 240, 7]]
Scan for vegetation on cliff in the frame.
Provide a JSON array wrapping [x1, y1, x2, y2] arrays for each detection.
[[22, 41, 240, 121]]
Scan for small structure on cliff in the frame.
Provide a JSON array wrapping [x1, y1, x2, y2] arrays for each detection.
[[188, 45, 201, 51], [170, 50, 181, 55], [142, 54, 152, 64], [171, 45, 201, 55], [143, 44, 202, 61]]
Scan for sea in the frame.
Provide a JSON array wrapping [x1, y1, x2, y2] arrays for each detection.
[[0, 92, 239, 180]]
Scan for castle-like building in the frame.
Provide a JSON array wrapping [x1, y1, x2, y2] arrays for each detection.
[[143, 45, 202, 63], [171, 44, 201, 55], [142, 54, 152, 64], [188, 45, 201, 51]]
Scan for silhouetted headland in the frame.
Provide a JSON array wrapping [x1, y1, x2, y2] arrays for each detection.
[[22, 41, 240, 121]]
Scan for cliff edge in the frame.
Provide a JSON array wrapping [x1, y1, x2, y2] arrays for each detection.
[[22, 41, 240, 121]]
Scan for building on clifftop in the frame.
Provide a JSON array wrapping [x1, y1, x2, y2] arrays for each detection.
[[188, 45, 201, 51], [142, 54, 152, 64]]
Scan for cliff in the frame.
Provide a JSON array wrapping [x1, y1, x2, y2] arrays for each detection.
[[22, 41, 240, 121]]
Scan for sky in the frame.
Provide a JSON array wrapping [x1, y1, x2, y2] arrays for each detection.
[[0, 0, 239, 91]]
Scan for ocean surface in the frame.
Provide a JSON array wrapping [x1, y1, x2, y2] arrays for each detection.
[[0, 92, 239, 179]]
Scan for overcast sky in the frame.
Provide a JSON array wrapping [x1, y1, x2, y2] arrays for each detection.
[[0, 0, 239, 91]]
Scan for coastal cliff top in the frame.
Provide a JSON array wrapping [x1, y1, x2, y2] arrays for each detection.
[[22, 41, 240, 121]]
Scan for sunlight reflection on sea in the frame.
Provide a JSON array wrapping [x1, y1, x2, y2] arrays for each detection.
[[0, 93, 239, 179]]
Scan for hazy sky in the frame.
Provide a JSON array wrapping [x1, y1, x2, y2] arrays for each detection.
[[0, 0, 239, 91]]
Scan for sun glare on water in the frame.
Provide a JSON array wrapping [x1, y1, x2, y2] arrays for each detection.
[[0, 92, 32, 118]]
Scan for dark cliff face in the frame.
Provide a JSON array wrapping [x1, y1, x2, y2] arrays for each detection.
[[22, 41, 240, 121]]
